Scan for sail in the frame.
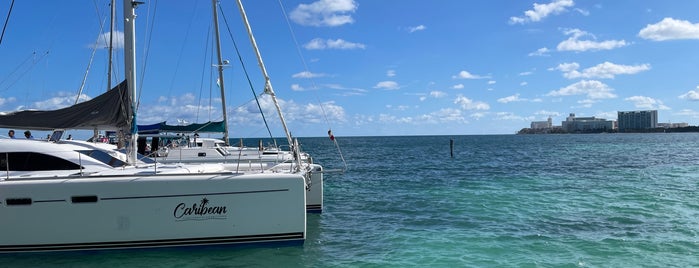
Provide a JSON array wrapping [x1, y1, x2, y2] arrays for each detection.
[[0, 80, 132, 130]]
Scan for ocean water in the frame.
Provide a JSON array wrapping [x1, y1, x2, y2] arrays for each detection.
[[2, 134, 699, 267]]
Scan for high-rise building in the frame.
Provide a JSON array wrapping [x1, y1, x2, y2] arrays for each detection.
[[617, 110, 657, 132]]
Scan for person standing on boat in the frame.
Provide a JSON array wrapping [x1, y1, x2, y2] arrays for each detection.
[[24, 130, 33, 139], [8, 130, 15, 139]]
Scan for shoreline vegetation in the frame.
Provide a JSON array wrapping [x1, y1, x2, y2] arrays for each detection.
[[517, 126, 699, 134]]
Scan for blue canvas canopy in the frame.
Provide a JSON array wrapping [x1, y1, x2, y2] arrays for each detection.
[[137, 121, 225, 134]]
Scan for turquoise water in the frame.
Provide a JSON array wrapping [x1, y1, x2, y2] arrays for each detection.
[[2, 134, 699, 267]]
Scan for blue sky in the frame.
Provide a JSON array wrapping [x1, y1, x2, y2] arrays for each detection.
[[2, 0, 699, 139]]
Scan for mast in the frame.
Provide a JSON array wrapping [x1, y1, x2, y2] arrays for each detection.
[[234, 0, 293, 149], [123, 0, 139, 164], [108, 0, 115, 90], [212, 0, 230, 146]]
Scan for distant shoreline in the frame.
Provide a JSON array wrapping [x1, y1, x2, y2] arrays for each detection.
[[517, 126, 699, 134]]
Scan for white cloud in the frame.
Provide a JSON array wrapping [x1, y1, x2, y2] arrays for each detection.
[[497, 94, 524, 103], [535, 110, 561, 117], [546, 80, 617, 99], [519, 71, 534, 76], [679, 87, 699, 101], [0, 97, 16, 107], [409, 25, 426, 33], [374, 81, 400, 90], [529, 47, 551, 56], [554, 61, 651, 79], [289, 0, 358, 27], [454, 95, 490, 110], [520, 82, 528, 86], [557, 29, 628, 52], [386, 70, 396, 77], [639, 18, 699, 41], [292, 71, 326, 78], [470, 112, 487, 120], [575, 8, 590, 16], [430, 91, 447, 98], [452, 70, 490, 79], [488, 80, 497, 85], [92, 31, 124, 49], [625, 96, 670, 110], [304, 38, 365, 50], [509, 0, 574, 24], [495, 112, 534, 121], [452, 84, 464, 89]]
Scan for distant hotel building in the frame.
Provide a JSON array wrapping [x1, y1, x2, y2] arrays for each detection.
[[562, 113, 614, 132], [530, 117, 552, 129], [617, 110, 657, 132]]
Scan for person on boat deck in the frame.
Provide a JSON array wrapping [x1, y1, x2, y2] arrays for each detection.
[[8, 130, 15, 139], [24, 130, 33, 139], [67, 134, 72, 140]]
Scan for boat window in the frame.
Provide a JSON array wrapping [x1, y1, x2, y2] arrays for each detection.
[[0, 152, 81, 171], [76, 150, 127, 168]]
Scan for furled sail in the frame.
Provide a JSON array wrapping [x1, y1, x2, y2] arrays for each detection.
[[0, 80, 131, 130]]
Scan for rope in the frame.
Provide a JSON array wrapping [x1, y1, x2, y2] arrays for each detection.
[[0, 0, 14, 45], [276, 0, 348, 171], [218, 5, 276, 143]]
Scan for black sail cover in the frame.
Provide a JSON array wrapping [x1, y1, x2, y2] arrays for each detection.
[[0, 80, 132, 130]]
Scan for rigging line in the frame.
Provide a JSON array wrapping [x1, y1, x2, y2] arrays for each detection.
[[195, 22, 213, 124], [276, 0, 347, 171], [218, 4, 276, 142], [0, 50, 50, 93], [0, 0, 14, 45], [0, 51, 33, 91], [275, 0, 331, 127], [136, 0, 159, 112], [162, 0, 199, 108], [76, 0, 110, 105]]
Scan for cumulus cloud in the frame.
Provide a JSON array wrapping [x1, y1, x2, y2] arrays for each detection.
[[452, 84, 464, 89], [374, 81, 400, 90], [529, 47, 551, 57], [91, 31, 124, 49], [0, 97, 16, 108], [557, 29, 628, 52], [625, 96, 670, 110], [408, 25, 426, 33], [289, 0, 358, 27], [452, 70, 490, 79], [679, 86, 699, 101], [639, 18, 699, 41], [430, 91, 447, 98], [509, 0, 574, 24], [454, 95, 490, 110], [546, 80, 617, 99], [304, 38, 365, 50], [554, 61, 651, 79], [497, 94, 524, 103], [292, 71, 326, 78]]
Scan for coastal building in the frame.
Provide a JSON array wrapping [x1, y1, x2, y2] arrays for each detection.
[[657, 122, 689, 129], [530, 117, 552, 129], [617, 110, 657, 132], [561, 113, 614, 133]]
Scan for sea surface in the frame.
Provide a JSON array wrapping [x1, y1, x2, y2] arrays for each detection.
[[2, 134, 699, 267]]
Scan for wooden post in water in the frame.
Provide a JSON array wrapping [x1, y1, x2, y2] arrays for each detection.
[[450, 138, 454, 158]]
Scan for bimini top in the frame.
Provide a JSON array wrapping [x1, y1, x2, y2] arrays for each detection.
[[0, 80, 132, 131]]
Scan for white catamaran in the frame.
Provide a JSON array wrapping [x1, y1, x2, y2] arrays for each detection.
[[0, 0, 320, 253]]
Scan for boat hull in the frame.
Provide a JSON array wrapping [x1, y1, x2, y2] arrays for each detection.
[[0, 173, 306, 253]]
